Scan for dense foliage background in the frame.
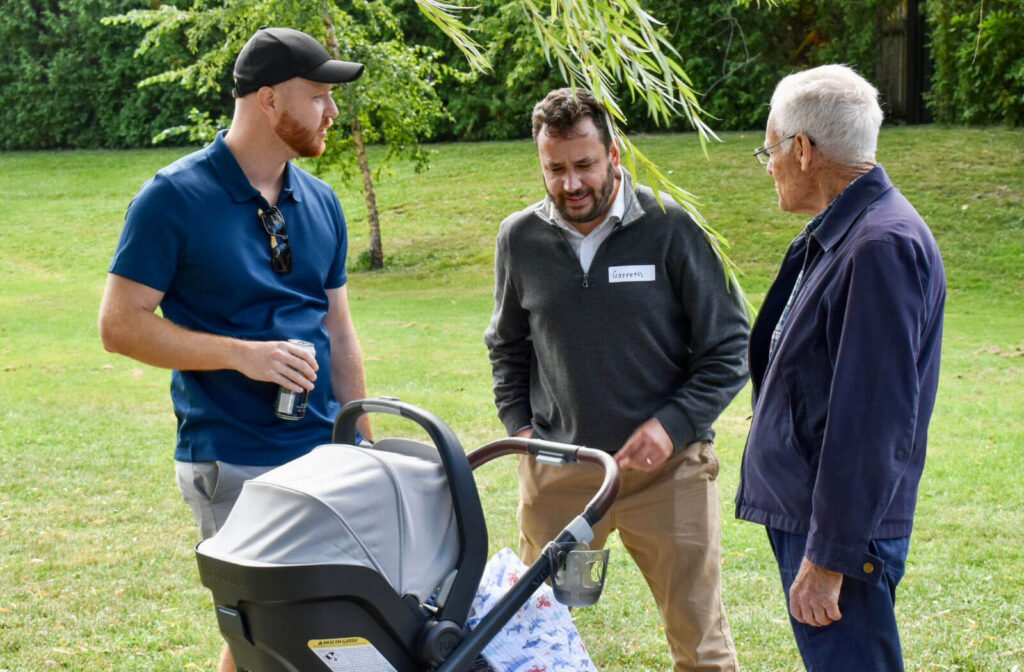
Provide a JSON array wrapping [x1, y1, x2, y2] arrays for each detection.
[[393, 0, 896, 140], [0, 0, 232, 150], [0, 0, 1020, 150], [925, 0, 1024, 125]]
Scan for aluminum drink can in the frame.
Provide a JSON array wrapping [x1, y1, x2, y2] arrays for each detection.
[[275, 339, 316, 421]]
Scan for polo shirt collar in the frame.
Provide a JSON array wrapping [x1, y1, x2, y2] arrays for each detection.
[[281, 165, 301, 203], [810, 164, 893, 251], [206, 130, 302, 205]]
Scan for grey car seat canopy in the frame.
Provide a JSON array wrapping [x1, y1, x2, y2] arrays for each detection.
[[197, 440, 459, 603]]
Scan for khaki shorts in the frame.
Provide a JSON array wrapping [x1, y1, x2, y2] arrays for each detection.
[[175, 460, 276, 540]]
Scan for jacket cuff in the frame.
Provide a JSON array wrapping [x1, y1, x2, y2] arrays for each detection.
[[653, 405, 698, 452], [805, 536, 885, 584], [499, 403, 533, 438]]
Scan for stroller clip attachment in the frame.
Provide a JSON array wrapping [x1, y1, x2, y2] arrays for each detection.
[[546, 542, 610, 607]]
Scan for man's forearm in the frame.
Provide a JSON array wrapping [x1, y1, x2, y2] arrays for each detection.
[[655, 329, 749, 448], [329, 334, 370, 439], [100, 302, 251, 372], [492, 374, 532, 437], [99, 284, 317, 392], [487, 344, 533, 436], [323, 285, 370, 439]]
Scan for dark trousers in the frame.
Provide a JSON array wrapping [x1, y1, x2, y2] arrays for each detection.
[[767, 528, 911, 672]]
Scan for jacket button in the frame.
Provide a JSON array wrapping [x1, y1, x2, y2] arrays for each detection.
[[863, 563, 875, 574]]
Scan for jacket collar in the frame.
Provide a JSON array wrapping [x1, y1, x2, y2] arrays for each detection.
[[618, 167, 645, 227], [207, 130, 301, 205], [810, 164, 892, 252]]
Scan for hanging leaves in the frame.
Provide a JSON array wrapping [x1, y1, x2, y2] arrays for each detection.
[[417, 0, 751, 295]]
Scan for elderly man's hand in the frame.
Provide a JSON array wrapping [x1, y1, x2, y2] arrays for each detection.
[[615, 418, 673, 471], [789, 557, 843, 627]]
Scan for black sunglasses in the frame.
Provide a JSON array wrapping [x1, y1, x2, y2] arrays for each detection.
[[257, 207, 291, 274]]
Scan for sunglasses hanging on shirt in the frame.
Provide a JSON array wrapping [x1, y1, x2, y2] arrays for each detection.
[[257, 206, 292, 274]]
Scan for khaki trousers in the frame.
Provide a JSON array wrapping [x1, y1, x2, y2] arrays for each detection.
[[517, 440, 739, 672]]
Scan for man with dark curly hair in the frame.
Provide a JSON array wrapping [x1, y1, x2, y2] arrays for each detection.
[[485, 87, 749, 671]]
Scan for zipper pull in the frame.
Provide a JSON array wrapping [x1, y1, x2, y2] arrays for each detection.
[[582, 273, 589, 288]]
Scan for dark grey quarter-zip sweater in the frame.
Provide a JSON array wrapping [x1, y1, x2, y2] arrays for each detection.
[[484, 171, 750, 453]]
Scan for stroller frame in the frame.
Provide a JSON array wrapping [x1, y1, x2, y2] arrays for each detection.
[[196, 398, 620, 672]]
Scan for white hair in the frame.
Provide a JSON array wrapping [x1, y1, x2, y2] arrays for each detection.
[[768, 64, 883, 166]]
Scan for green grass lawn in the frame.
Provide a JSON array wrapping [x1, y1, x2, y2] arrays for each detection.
[[1, 126, 1022, 671]]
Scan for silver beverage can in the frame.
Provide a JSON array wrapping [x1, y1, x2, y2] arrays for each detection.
[[275, 339, 316, 421]]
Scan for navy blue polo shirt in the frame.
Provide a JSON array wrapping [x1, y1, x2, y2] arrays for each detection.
[[736, 165, 946, 582], [110, 131, 350, 465]]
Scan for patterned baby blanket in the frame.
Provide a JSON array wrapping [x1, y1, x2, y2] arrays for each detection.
[[467, 548, 599, 672]]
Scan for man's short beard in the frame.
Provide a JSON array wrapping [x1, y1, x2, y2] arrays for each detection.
[[552, 160, 617, 225], [274, 110, 327, 158]]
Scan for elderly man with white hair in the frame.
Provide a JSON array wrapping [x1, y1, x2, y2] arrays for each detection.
[[735, 64, 946, 671]]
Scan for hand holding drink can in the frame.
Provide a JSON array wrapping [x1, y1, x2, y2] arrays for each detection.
[[275, 339, 316, 421]]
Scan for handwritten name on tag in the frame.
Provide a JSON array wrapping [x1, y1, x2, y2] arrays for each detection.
[[608, 265, 656, 283]]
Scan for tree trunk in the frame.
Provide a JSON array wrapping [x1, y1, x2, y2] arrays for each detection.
[[351, 118, 383, 269], [321, 5, 384, 270]]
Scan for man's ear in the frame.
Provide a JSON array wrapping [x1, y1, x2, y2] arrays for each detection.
[[795, 133, 814, 171], [255, 86, 278, 121], [609, 138, 621, 167]]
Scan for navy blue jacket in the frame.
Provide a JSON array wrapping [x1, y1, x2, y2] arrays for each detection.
[[735, 165, 946, 583]]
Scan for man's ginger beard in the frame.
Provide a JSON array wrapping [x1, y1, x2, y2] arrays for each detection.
[[275, 110, 329, 158]]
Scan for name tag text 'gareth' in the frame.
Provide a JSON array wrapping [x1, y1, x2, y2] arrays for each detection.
[[608, 265, 656, 283]]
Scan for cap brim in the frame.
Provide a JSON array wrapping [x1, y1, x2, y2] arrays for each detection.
[[304, 59, 365, 84]]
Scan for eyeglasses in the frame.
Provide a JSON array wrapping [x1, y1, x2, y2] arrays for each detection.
[[753, 133, 815, 165], [258, 206, 292, 274]]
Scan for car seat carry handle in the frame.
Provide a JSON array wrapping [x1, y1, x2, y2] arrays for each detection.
[[468, 437, 620, 528], [332, 398, 488, 629]]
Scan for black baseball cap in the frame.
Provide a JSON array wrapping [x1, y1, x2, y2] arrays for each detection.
[[233, 27, 364, 97]]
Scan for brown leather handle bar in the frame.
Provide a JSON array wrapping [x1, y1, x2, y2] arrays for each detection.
[[467, 437, 621, 527]]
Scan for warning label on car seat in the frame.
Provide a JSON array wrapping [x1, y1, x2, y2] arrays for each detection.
[[308, 637, 398, 672]]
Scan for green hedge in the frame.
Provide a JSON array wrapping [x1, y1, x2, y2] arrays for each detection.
[[1, 0, 1020, 150], [0, 0, 230, 150], [397, 0, 909, 140], [925, 0, 1024, 125]]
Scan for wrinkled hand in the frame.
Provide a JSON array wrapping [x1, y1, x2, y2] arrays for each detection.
[[789, 557, 843, 627], [236, 340, 318, 392], [615, 418, 673, 471]]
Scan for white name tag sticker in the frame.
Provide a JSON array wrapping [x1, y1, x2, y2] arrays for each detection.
[[608, 265, 656, 283]]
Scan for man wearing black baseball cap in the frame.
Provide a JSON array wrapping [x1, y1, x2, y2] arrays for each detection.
[[99, 28, 369, 672], [233, 26, 364, 97]]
